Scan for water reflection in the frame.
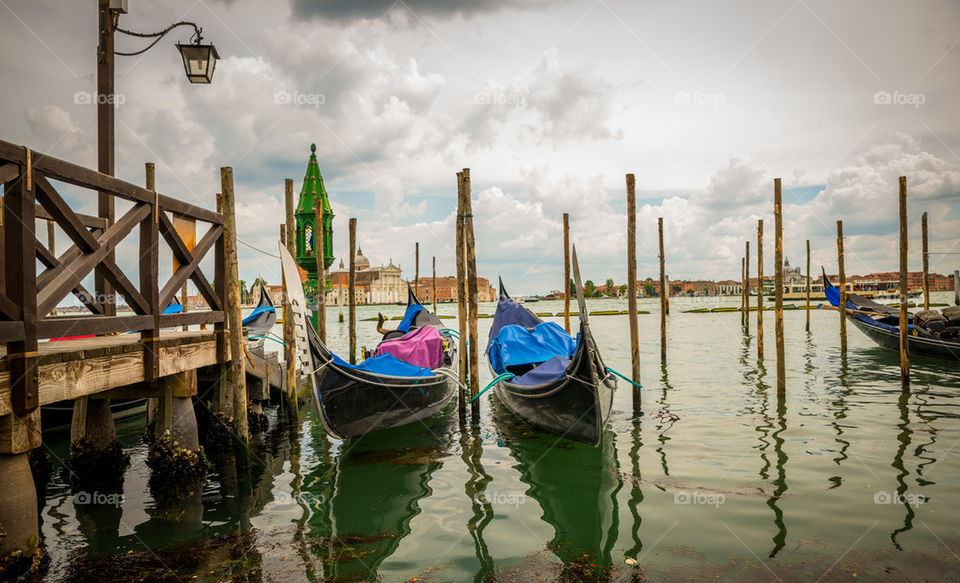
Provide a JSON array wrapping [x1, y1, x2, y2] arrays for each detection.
[[460, 418, 494, 581], [493, 400, 621, 579], [655, 362, 677, 477], [827, 351, 852, 489], [890, 388, 914, 550], [308, 412, 455, 580], [625, 415, 644, 561]]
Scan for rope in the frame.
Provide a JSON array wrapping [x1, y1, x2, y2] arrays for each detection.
[[469, 372, 515, 403], [249, 334, 286, 346], [439, 328, 461, 338], [238, 238, 281, 258], [605, 367, 643, 389], [432, 368, 469, 393]]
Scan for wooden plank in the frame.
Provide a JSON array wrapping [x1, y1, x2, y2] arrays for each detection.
[[34, 175, 98, 253], [0, 335, 220, 416], [158, 217, 221, 309], [35, 204, 102, 229], [0, 321, 25, 342], [0, 162, 18, 184], [160, 311, 224, 328], [0, 409, 42, 453], [37, 314, 153, 338], [35, 242, 104, 315]]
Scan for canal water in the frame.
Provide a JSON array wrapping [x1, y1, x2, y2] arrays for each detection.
[[34, 293, 960, 582]]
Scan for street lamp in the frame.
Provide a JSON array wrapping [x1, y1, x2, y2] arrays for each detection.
[[95, 0, 220, 313]]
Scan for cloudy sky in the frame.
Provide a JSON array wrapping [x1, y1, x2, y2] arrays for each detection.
[[2, 0, 959, 295]]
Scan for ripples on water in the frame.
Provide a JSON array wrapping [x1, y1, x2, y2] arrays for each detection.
[[35, 294, 960, 582]]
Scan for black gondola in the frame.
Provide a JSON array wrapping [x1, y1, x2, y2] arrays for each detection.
[[242, 281, 277, 337], [306, 285, 458, 439], [823, 271, 960, 361], [485, 246, 616, 446]]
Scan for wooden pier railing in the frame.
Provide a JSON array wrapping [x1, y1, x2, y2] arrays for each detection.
[[0, 138, 226, 417]]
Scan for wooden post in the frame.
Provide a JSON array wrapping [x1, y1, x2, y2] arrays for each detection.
[[348, 218, 357, 364], [284, 180, 297, 398], [955, 270, 959, 307], [220, 167, 248, 442], [141, 163, 159, 383], [214, 192, 230, 414], [658, 217, 666, 361], [898, 176, 909, 389], [47, 220, 56, 315], [314, 199, 327, 343], [172, 214, 196, 332], [456, 172, 469, 415], [415, 241, 420, 298], [805, 239, 811, 332], [338, 284, 344, 323], [563, 212, 571, 333], [432, 256, 437, 313], [757, 220, 764, 360], [774, 179, 785, 393], [463, 169, 481, 420], [837, 220, 847, 353], [744, 241, 750, 329], [921, 211, 929, 312], [741, 257, 746, 324], [626, 175, 641, 410]]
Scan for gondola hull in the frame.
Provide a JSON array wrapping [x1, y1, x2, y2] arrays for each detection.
[[313, 363, 456, 439], [850, 316, 960, 360], [493, 372, 615, 446]]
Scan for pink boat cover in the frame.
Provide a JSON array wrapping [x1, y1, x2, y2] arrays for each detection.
[[374, 325, 444, 370]]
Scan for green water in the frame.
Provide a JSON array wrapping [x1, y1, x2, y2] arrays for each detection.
[[35, 293, 960, 582]]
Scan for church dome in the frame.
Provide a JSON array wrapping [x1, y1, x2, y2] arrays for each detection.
[[356, 246, 370, 270]]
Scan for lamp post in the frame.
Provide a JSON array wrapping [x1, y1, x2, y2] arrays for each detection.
[[96, 0, 219, 311]]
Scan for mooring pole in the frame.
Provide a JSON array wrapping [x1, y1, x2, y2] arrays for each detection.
[[898, 177, 910, 389], [455, 172, 469, 416], [744, 240, 750, 330], [757, 220, 764, 360], [284, 179, 297, 401], [220, 167, 248, 442], [837, 220, 847, 354], [741, 257, 746, 324], [658, 217, 667, 361], [921, 211, 930, 312], [348, 218, 357, 364], [625, 174, 641, 411], [314, 199, 327, 344], [774, 179, 785, 394], [415, 241, 420, 298], [955, 270, 959, 306], [805, 239, 811, 332], [432, 256, 438, 313], [563, 212, 571, 333], [463, 169, 481, 420]]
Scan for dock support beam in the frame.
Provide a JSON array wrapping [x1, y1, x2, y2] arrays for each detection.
[[0, 454, 39, 576]]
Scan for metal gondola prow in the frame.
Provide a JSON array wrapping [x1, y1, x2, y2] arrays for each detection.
[[407, 282, 423, 306], [498, 276, 510, 300]]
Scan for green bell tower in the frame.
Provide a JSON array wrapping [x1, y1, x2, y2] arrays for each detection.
[[295, 143, 335, 302]]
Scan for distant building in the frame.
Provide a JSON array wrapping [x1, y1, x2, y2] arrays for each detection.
[[414, 276, 496, 303], [327, 248, 406, 305]]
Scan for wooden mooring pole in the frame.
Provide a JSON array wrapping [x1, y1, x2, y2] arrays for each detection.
[[744, 241, 750, 330], [658, 217, 667, 361], [462, 169, 481, 420], [415, 241, 420, 298], [563, 212, 571, 333], [921, 211, 930, 312], [284, 179, 297, 401], [456, 173, 468, 415], [898, 177, 910, 389], [220, 167, 248, 442], [805, 239, 811, 332], [432, 256, 438, 313], [314, 199, 327, 344], [625, 174, 641, 410], [741, 257, 746, 324], [955, 270, 959, 306], [757, 220, 764, 360], [348, 218, 357, 364], [837, 220, 847, 353], [774, 179, 785, 393]]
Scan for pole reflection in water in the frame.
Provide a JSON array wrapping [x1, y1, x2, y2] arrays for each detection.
[[459, 417, 494, 582], [306, 411, 455, 580], [492, 399, 620, 579], [767, 391, 788, 558], [891, 388, 914, 550], [625, 414, 644, 562], [827, 351, 852, 489], [655, 362, 677, 477]]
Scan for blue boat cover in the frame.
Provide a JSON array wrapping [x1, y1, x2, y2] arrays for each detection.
[[511, 355, 571, 386], [823, 284, 856, 310], [161, 301, 182, 315], [242, 304, 276, 326], [331, 352, 435, 378], [488, 321, 577, 374], [826, 282, 914, 333], [487, 296, 542, 343], [398, 304, 425, 333]]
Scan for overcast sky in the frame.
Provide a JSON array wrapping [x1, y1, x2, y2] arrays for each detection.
[[2, 0, 959, 295]]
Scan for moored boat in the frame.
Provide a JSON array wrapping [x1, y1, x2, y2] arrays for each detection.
[[485, 246, 616, 446], [823, 271, 960, 360], [241, 281, 277, 337]]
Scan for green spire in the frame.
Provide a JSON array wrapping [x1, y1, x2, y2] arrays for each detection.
[[295, 143, 335, 277]]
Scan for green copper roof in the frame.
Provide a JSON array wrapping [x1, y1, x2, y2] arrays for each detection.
[[296, 143, 333, 215]]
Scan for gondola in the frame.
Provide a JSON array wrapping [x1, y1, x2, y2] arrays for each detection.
[[242, 281, 277, 337], [823, 271, 960, 360], [278, 243, 458, 439], [485, 246, 616, 446]]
